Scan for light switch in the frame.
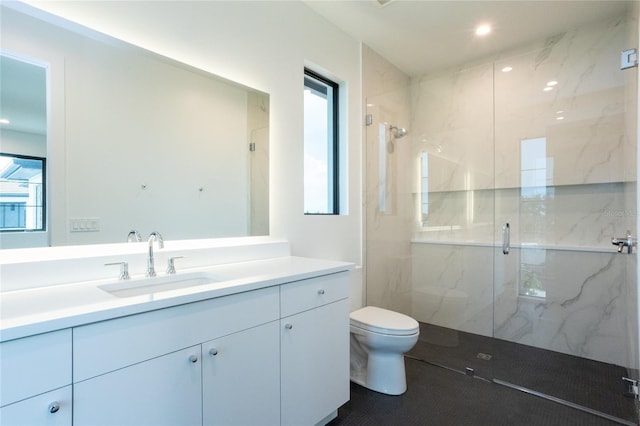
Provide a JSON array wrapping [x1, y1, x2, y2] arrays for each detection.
[[70, 217, 100, 232]]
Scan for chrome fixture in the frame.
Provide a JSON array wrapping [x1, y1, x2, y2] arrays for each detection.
[[387, 125, 409, 153], [146, 232, 164, 277], [389, 125, 408, 139], [621, 48, 638, 70], [127, 229, 142, 242], [105, 261, 130, 280], [167, 256, 184, 274], [612, 231, 636, 254], [502, 223, 510, 255]]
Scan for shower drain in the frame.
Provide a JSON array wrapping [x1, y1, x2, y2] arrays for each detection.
[[476, 352, 492, 361]]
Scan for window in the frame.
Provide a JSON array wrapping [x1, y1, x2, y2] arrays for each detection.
[[304, 68, 338, 214], [0, 153, 45, 231], [518, 137, 552, 299], [420, 152, 429, 225]]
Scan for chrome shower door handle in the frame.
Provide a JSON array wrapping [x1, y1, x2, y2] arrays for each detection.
[[502, 223, 510, 255]]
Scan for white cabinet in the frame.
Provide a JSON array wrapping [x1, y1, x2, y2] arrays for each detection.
[[0, 329, 71, 407], [73, 286, 280, 426], [74, 346, 202, 426], [2, 268, 351, 426], [202, 321, 280, 426], [0, 386, 72, 426], [73, 286, 279, 382], [0, 329, 72, 426], [280, 273, 350, 426]]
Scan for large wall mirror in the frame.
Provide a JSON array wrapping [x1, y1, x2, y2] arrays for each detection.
[[0, 4, 269, 249]]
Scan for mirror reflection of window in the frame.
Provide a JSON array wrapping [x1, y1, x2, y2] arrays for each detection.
[[0, 154, 45, 231], [520, 137, 554, 199], [0, 53, 48, 236], [519, 137, 552, 299], [420, 151, 429, 226]]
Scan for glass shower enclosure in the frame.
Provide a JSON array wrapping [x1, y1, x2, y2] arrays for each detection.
[[363, 4, 638, 424]]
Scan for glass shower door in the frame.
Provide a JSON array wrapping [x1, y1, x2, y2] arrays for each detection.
[[492, 9, 639, 424], [404, 62, 497, 379]]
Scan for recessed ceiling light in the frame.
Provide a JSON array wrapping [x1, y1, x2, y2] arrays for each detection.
[[543, 87, 553, 92], [556, 110, 564, 114], [475, 24, 491, 36], [501, 66, 513, 73], [556, 116, 565, 120], [546, 80, 558, 86], [0, 118, 9, 125]]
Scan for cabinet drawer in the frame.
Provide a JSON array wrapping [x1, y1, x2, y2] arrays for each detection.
[[0, 385, 72, 426], [0, 329, 71, 407], [74, 286, 279, 382], [280, 272, 349, 318]]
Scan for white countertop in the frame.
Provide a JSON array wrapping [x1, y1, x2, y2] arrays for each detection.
[[0, 256, 353, 342]]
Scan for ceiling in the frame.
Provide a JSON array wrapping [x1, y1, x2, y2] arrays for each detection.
[[0, 1, 632, 137], [303, 0, 633, 77]]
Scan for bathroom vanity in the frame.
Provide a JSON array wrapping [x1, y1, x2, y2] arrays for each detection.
[[0, 238, 352, 426]]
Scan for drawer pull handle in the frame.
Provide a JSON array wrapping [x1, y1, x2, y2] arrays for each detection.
[[48, 402, 60, 414], [285, 323, 293, 330], [189, 355, 199, 363], [318, 289, 325, 295], [209, 348, 219, 356]]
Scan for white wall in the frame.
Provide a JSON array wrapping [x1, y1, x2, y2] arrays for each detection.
[[1, 129, 46, 157], [16, 0, 363, 303]]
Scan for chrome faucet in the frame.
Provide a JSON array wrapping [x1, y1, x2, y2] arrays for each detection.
[[612, 231, 636, 254], [127, 229, 142, 242], [146, 232, 164, 277]]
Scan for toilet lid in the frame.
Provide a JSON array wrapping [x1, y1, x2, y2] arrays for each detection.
[[350, 306, 419, 336]]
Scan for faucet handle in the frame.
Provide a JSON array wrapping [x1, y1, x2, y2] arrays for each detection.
[[167, 256, 185, 274], [127, 230, 142, 242], [105, 261, 130, 280]]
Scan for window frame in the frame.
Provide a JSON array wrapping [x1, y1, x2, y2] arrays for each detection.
[[0, 152, 47, 233], [303, 68, 339, 215]]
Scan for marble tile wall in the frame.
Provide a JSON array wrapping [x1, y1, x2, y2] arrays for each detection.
[[412, 241, 634, 367], [494, 16, 632, 188], [407, 13, 638, 368], [363, 12, 637, 368], [362, 45, 414, 314]]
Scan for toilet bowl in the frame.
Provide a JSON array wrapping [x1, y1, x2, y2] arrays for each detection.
[[349, 306, 419, 395]]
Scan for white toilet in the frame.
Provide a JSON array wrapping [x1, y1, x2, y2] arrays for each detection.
[[349, 306, 420, 395]]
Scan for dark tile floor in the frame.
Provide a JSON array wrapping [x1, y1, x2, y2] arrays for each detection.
[[329, 322, 638, 426]]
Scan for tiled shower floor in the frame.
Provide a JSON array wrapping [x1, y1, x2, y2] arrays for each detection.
[[329, 322, 638, 425]]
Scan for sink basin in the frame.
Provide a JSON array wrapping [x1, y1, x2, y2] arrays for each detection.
[[98, 271, 223, 298]]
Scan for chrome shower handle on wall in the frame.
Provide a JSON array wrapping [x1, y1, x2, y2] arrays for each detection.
[[612, 231, 636, 254], [502, 223, 510, 255]]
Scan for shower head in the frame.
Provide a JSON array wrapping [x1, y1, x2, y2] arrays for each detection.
[[390, 125, 408, 139]]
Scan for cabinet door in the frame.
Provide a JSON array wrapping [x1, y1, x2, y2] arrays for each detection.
[[0, 386, 71, 426], [203, 321, 280, 426], [74, 346, 202, 426], [281, 299, 350, 426], [0, 329, 71, 407]]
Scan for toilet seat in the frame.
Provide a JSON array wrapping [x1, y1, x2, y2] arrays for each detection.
[[350, 306, 419, 336]]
